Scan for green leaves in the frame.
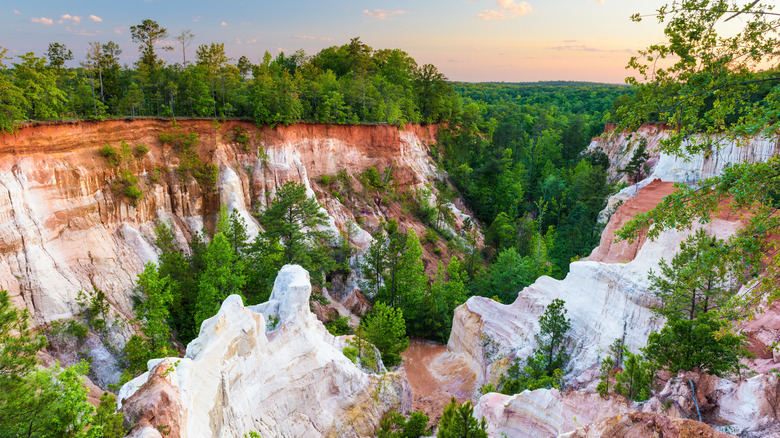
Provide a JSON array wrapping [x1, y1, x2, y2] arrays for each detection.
[[617, 1, 780, 156], [0, 290, 46, 389], [644, 312, 749, 377], [436, 397, 488, 438], [648, 229, 740, 320], [362, 302, 409, 367], [258, 180, 335, 281], [499, 299, 570, 394]]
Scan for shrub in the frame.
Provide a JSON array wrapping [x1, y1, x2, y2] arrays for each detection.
[[318, 174, 332, 185], [124, 185, 143, 201], [133, 144, 149, 157], [326, 316, 353, 336], [98, 144, 120, 166]]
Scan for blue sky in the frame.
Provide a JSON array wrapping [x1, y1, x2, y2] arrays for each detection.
[[2, 0, 669, 82]]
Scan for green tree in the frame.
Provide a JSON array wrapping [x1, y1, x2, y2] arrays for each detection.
[[194, 232, 247, 330], [437, 397, 488, 438], [614, 1, 780, 319], [130, 19, 170, 71], [195, 43, 229, 117], [395, 229, 427, 313], [478, 247, 538, 304], [87, 392, 126, 438], [499, 299, 570, 394], [46, 42, 73, 70], [644, 312, 748, 378], [377, 411, 430, 438], [0, 47, 27, 133], [649, 229, 739, 320], [536, 298, 571, 374], [618, 138, 650, 185], [0, 290, 46, 390], [258, 181, 334, 279], [362, 302, 409, 367], [360, 229, 388, 298], [134, 263, 174, 355], [13, 52, 67, 120], [0, 361, 95, 438], [613, 347, 655, 402]]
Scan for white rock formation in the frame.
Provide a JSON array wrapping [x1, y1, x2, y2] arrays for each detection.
[[592, 125, 780, 221], [474, 390, 633, 437], [444, 218, 740, 393], [119, 265, 411, 438]]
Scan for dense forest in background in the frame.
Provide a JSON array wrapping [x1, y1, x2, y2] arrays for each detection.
[[440, 81, 629, 299]]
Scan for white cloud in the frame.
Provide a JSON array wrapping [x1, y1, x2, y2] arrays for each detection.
[[221, 21, 227, 26], [88, 15, 102, 22], [13, 9, 21, 15], [292, 35, 333, 42], [549, 44, 632, 54], [60, 14, 82, 25], [76, 31, 97, 36], [114, 26, 126, 34], [498, 0, 532, 16], [246, 38, 257, 44], [30, 17, 54, 25], [589, 0, 605, 3], [478, 0, 532, 20], [477, 10, 505, 20], [192, 16, 201, 22], [362, 9, 408, 20]]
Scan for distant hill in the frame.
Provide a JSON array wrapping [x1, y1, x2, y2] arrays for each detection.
[[451, 81, 632, 115]]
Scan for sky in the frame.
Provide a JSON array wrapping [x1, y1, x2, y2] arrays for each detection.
[[1, 0, 671, 83]]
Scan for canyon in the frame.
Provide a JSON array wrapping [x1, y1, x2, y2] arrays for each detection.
[[1, 120, 779, 437]]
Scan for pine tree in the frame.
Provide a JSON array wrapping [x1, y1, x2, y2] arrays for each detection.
[[649, 229, 738, 320], [259, 181, 334, 279], [437, 397, 488, 438], [394, 229, 428, 331], [360, 229, 388, 298], [134, 262, 174, 355], [194, 233, 246, 330], [363, 302, 409, 367], [618, 138, 650, 185]]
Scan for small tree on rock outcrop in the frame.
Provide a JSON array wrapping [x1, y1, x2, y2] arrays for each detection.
[[499, 298, 571, 394], [619, 137, 650, 185]]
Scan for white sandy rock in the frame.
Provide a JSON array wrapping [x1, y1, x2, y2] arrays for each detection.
[[120, 265, 411, 438]]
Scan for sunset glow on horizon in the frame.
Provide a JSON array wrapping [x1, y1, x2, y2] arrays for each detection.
[[2, 0, 671, 83]]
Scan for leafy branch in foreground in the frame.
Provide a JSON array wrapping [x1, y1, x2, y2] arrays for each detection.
[[615, 0, 780, 157]]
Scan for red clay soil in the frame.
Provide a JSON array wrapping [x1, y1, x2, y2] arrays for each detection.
[[587, 179, 677, 263], [588, 179, 745, 263], [401, 339, 460, 424]]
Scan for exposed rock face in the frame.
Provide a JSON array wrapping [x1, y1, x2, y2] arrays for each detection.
[[595, 124, 780, 186], [0, 120, 464, 383], [443, 215, 739, 393], [0, 120, 440, 328], [474, 370, 780, 437], [119, 265, 412, 438], [559, 412, 735, 438], [474, 390, 633, 437]]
